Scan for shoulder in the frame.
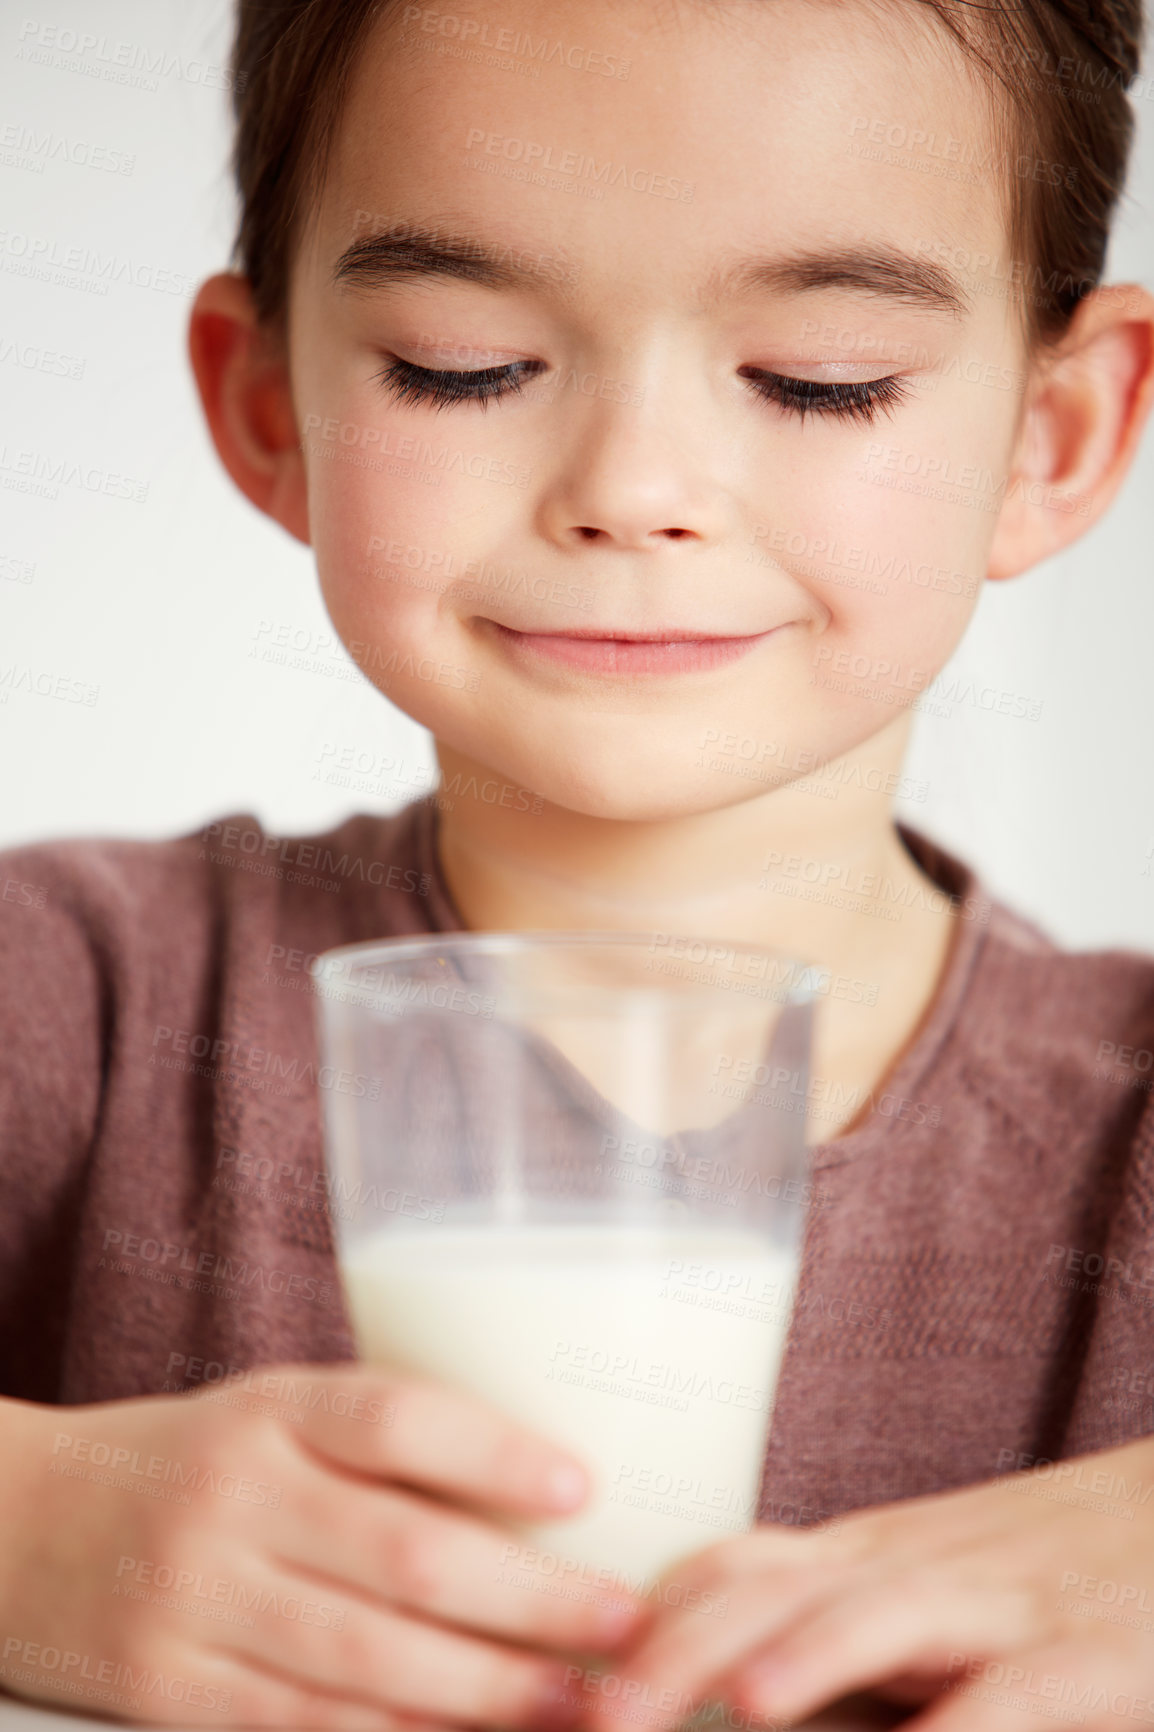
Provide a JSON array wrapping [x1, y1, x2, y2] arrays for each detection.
[[962, 883, 1154, 1082], [0, 813, 266, 1105], [976, 912, 1154, 1161], [0, 802, 429, 958], [900, 821, 1154, 1055], [0, 797, 432, 1163], [0, 802, 436, 1098], [896, 825, 1154, 1154], [0, 810, 252, 936], [0, 811, 270, 1004]]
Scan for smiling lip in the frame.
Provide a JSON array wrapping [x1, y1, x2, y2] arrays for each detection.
[[486, 622, 780, 676]]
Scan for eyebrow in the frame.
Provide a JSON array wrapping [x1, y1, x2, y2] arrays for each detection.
[[332, 226, 970, 320], [708, 245, 971, 319], [333, 226, 573, 298]]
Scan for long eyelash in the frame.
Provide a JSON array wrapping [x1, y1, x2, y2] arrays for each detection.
[[739, 368, 909, 424], [373, 358, 537, 413], [374, 356, 909, 424]]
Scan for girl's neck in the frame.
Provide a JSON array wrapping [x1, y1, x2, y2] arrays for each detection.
[[431, 721, 960, 1144], [432, 717, 939, 972]]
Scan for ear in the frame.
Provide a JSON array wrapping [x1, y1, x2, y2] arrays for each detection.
[[987, 283, 1154, 580], [187, 272, 310, 545]]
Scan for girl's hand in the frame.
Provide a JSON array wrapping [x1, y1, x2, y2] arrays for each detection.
[[0, 1363, 642, 1729], [578, 1437, 1154, 1732]]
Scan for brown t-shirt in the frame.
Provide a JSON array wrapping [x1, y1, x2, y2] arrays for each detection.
[[2, 797, 1153, 1527]]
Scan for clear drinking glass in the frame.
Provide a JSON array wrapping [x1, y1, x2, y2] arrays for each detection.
[[311, 930, 817, 1590]]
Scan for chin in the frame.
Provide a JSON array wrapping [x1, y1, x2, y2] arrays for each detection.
[[524, 762, 754, 825]]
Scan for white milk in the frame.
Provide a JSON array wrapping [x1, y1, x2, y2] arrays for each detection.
[[340, 1222, 798, 1584]]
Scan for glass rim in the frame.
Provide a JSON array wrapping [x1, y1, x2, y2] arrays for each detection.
[[309, 929, 822, 1001]]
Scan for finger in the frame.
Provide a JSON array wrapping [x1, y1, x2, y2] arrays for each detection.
[[268, 1363, 590, 1517], [270, 1472, 641, 1651], [897, 1643, 1135, 1732], [582, 1569, 839, 1732], [624, 1516, 860, 1600], [207, 1564, 580, 1730], [166, 1638, 462, 1729], [730, 1574, 1037, 1724]]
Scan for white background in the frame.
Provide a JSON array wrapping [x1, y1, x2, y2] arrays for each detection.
[[1, 0, 1152, 949]]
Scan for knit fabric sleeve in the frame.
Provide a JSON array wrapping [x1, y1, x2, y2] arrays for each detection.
[[0, 840, 107, 1399], [1064, 1071, 1154, 1459]]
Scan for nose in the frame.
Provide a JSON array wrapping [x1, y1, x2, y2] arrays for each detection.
[[575, 524, 693, 541], [536, 390, 732, 552]]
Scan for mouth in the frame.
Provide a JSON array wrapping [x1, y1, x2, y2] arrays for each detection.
[[483, 622, 783, 677]]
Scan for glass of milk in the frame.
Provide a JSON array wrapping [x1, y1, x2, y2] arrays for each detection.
[[311, 930, 817, 1594]]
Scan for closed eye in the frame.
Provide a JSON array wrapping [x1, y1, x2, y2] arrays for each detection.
[[372, 355, 910, 423], [371, 357, 543, 412], [739, 367, 909, 424]]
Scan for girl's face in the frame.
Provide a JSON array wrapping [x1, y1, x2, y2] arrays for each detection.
[[286, 0, 1029, 820]]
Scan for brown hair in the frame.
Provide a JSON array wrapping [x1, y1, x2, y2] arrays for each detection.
[[229, 0, 1144, 345]]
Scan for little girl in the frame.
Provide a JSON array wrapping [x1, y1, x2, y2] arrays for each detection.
[[2, 0, 1154, 1726]]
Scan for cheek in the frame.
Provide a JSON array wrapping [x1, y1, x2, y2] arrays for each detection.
[[302, 420, 536, 729], [309, 448, 444, 646], [307, 469, 479, 728], [304, 437, 488, 649], [301, 357, 536, 651], [774, 379, 1017, 683]]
